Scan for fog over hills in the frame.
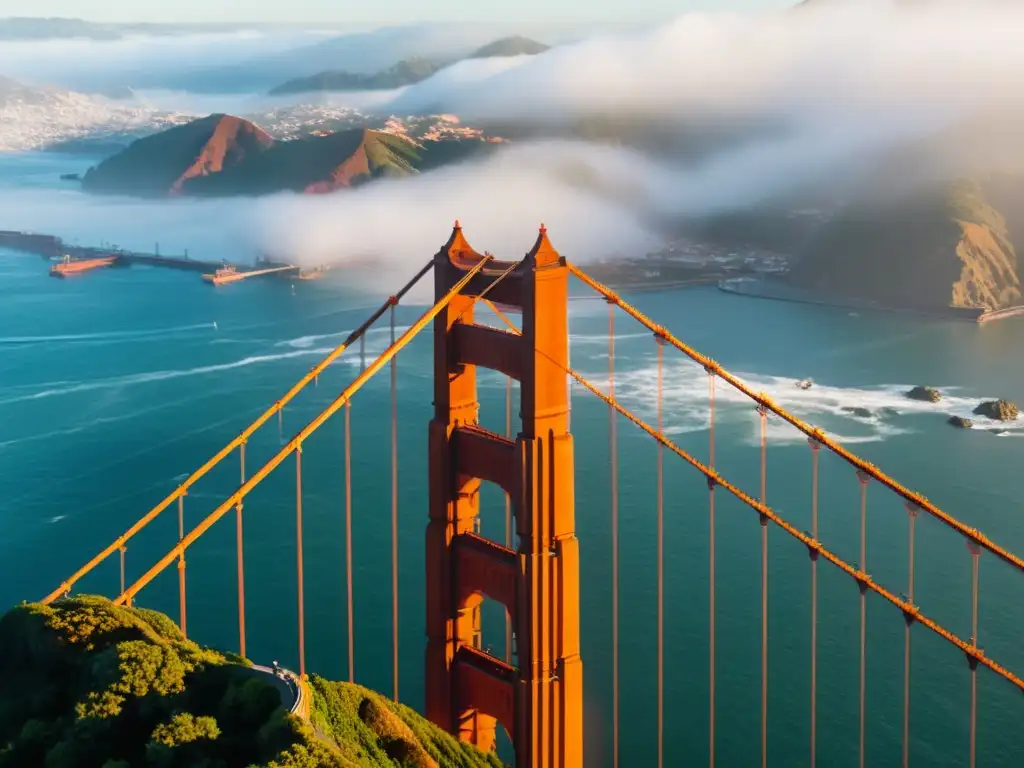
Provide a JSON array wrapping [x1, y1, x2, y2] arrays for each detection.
[[3, 2, 1024, 310]]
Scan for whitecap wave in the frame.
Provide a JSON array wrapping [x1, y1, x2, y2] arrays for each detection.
[[0, 323, 214, 346], [0, 347, 336, 407], [574, 359, 1023, 445], [276, 324, 405, 350]]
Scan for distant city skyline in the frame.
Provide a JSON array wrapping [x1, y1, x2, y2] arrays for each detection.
[[3, 0, 793, 26]]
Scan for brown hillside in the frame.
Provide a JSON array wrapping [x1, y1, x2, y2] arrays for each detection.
[[183, 127, 422, 197], [788, 179, 1022, 311], [82, 114, 275, 197], [170, 115, 275, 194], [84, 115, 499, 198]]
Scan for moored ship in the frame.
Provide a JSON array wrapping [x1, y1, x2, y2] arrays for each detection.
[[49, 254, 118, 277]]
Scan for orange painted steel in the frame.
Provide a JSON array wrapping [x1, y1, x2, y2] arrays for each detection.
[[608, 299, 620, 768], [858, 472, 869, 768], [808, 438, 821, 768], [655, 334, 665, 768], [708, 372, 717, 768], [504, 375, 514, 666], [178, 495, 187, 637], [41, 259, 435, 606], [390, 301, 400, 703], [759, 406, 768, 768], [296, 448, 306, 679], [968, 541, 982, 768], [426, 223, 582, 768], [567, 263, 1024, 575], [561, 365, 1024, 693], [237, 442, 247, 659], [344, 400, 355, 683], [904, 502, 919, 768], [110, 257, 490, 611]]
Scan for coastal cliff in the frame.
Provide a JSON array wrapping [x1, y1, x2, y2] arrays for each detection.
[[787, 179, 1022, 312]]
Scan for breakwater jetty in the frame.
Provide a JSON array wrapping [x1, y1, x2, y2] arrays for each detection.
[[0, 230, 329, 284]]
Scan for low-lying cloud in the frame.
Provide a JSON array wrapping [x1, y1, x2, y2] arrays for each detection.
[[6, 0, 1024, 286], [0, 143, 663, 291]]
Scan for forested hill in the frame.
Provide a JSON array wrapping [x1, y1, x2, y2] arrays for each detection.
[[0, 596, 501, 767]]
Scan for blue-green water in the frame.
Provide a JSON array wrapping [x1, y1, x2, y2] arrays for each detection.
[[2, 156, 1024, 767]]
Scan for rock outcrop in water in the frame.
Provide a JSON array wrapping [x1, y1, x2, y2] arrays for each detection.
[[948, 416, 974, 429], [973, 400, 1020, 421], [843, 406, 873, 418], [906, 386, 942, 403]]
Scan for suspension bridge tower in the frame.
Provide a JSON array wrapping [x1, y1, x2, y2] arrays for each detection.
[[426, 222, 583, 767]]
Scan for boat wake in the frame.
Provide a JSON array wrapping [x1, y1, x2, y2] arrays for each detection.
[[0, 347, 336, 407], [0, 323, 215, 346]]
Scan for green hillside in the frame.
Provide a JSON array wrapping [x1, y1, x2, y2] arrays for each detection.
[[268, 58, 446, 96], [268, 36, 549, 96], [82, 114, 275, 197], [309, 681, 501, 768], [466, 36, 550, 59], [0, 597, 501, 768], [184, 128, 422, 196]]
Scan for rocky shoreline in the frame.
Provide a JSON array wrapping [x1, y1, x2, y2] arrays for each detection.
[[903, 386, 1020, 430]]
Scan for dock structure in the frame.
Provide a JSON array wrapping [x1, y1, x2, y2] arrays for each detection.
[[202, 264, 300, 286], [2, 229, 340, 285]]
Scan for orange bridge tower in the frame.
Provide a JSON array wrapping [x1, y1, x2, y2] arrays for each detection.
[[426, 222, 583, 767]]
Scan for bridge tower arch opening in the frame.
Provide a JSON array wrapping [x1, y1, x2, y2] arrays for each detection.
[[426, 222, 583, 768]]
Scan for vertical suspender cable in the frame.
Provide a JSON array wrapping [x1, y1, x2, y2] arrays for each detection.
[[904, 502, 919, 768], [345, 400, 355, 683], [505, 375, 513, 664], [968, 541, 981, 768], [278, 409, 283, 444], [759, 406, 769, 768], [656, 334, 665, 768], [857, 472, 869, 768], [608, 299, 619, 768], [809, 439, 820, 768], [178, 495, 187, 637], [119, 546, 126, 598], [296, 447, 306, 679], [390, 301, 400, 703], [237, 442, 247, 658], [708, 370, 717, 768]]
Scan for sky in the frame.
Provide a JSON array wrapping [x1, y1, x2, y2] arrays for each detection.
[[3, 0, 792, 25]]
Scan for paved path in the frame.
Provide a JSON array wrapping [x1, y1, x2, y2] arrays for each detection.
[[250, 663, 306, 717]]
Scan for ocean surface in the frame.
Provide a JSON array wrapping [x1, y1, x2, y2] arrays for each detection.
[[2, 152, 1024, 766]]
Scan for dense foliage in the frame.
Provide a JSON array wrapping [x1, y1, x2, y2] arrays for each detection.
[[309, 679, 503, 768], [0, 596, 337, 768], [0, 597, 505, 768]]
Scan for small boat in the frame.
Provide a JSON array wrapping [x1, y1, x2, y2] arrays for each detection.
[[795, 378, 814, 391], [202, 265, 240, 286]]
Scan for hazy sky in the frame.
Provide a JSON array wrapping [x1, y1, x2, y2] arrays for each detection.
[[6, 0, 792, 25]]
